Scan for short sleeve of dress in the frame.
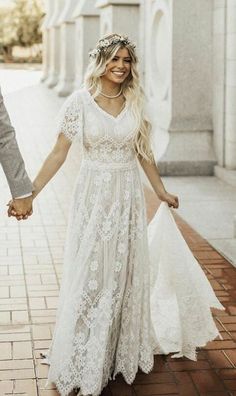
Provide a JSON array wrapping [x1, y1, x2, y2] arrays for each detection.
[[56, 90, 83, 143]]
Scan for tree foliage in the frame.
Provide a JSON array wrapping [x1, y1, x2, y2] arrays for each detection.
[[0, 0, 44, 49], [0, 6, 17, 47]]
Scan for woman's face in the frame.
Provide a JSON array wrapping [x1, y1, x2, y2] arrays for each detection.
[[102, 47, 132, 85]]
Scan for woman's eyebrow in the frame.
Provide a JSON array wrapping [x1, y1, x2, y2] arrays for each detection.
[[113, 56, 131, 59]]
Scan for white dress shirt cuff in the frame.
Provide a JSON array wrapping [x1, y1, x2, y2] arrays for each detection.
[[14, 193, 33, 199]]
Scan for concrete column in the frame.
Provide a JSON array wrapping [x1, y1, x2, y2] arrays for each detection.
[[222, 1, 236, 241], [73, 0, 100, 89], [225, 0, 236, 169], [95, 0, 140, 47], [46, 0, 65, 88], [214, 0, 236, 184], [41, 0, 55, 82], [212, 0, 226, 168], [138, 0, 146, 81], [55, 0, 78, 96], [144, 0, 216, 175]]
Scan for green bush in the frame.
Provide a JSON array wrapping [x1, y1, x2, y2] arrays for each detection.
[[0, 0, 45, 62]]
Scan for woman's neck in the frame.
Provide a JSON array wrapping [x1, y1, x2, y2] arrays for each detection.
[[100, 79, 121, 96]]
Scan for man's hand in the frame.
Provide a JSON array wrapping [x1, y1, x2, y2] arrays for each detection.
[[7, 196, 33, 220]]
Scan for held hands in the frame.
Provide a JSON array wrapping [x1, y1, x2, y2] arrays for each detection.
[[7, 196, 33, 220], [158, 191, 179, 209]]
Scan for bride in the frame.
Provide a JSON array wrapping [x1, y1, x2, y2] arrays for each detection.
[[18, 33, 224, 396]]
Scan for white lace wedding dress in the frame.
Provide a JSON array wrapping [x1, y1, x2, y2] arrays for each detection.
[[41, 88, 224, 396]]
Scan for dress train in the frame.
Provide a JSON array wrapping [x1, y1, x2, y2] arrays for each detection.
[[149, 202, 224, 361]]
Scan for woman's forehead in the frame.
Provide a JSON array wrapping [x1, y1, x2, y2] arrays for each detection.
[[115, 47, 131, 57]]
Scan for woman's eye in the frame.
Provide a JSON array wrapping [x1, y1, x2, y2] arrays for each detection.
[[110, 57, 131, 63]]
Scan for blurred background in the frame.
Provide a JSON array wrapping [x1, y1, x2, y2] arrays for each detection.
[[0, 0, 44, 64]]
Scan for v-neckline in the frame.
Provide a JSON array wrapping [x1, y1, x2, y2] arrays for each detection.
[[85, 88, 127, 120]]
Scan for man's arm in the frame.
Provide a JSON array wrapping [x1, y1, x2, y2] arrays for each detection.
[[0, 87, 33, 198]]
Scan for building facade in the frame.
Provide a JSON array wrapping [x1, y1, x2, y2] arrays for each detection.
[[41, 0, 236, 181]]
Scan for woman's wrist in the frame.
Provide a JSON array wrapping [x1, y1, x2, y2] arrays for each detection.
[[155, 188, 167, 200], [32, 182, 40, 200]]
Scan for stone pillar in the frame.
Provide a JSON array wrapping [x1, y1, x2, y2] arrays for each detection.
[[214, 0, 236, 184], [73, 0, 100, 89], [144, 0, 216, 175], [46, 0, 65, 88], [55, 0, 78, 96], [225, 0, 236, 169], [95, 0, 140, 45], [41, 0, 55, 82], [212, 0, 226, 168]]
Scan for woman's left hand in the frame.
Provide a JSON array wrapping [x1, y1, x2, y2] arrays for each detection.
[[158, 192, 179, 209]]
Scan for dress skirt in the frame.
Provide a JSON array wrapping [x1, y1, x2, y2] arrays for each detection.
[[42, 158, 224, 396]]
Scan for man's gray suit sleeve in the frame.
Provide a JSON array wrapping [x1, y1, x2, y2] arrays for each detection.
[[0, 88, 33, 198]]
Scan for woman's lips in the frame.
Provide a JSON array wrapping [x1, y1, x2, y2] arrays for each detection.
[[111, 71, 126, 77]]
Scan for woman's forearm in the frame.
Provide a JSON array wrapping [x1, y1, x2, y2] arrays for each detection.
[[138, 155, 166, 198], [32, 150, 67, 199]]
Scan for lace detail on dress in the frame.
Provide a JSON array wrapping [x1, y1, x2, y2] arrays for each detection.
[[44, 161, 155, 396], [56, 90, 83, 143], [83, 135, 136, 165]]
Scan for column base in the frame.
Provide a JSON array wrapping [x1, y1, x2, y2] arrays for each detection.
[[46, 75, 59, 88], [55, 80, 74, 97], [158, 160, 217, 176], [41, 73, 48, 83], [214, 165, 236, 188], [157, 130, 216, 176]]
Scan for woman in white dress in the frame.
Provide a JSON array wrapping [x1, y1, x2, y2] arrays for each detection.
[[33, 34, 224, 396]]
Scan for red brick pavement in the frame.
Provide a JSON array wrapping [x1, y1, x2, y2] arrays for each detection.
[[0, 186, 236, 396]]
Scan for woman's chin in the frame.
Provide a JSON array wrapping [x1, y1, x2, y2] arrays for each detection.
[[111, 77, 127, 84]]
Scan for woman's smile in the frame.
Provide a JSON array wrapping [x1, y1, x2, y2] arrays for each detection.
[[111, 70, 126, 76]]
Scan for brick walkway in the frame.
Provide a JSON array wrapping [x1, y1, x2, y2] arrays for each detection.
[[1, 84, 236, 396]]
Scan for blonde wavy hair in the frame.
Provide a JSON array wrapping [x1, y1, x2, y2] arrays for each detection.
[[84, 33, 154, 163]]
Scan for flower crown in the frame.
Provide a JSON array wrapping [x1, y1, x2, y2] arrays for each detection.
[[89, 34, 136, 58]]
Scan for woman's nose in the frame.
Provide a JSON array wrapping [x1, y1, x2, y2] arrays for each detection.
[[117, 59, 125, 68]]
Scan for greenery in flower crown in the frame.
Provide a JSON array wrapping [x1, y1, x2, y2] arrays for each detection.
[[89, 34, 136, 58]]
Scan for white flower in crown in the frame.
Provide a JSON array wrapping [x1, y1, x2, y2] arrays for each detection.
[[89, 35, 136, 58], [100, 39, 110, 48], [89, 48, 101, 58]]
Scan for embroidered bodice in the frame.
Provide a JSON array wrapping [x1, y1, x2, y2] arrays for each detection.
[[57, 88, 139, 168]]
